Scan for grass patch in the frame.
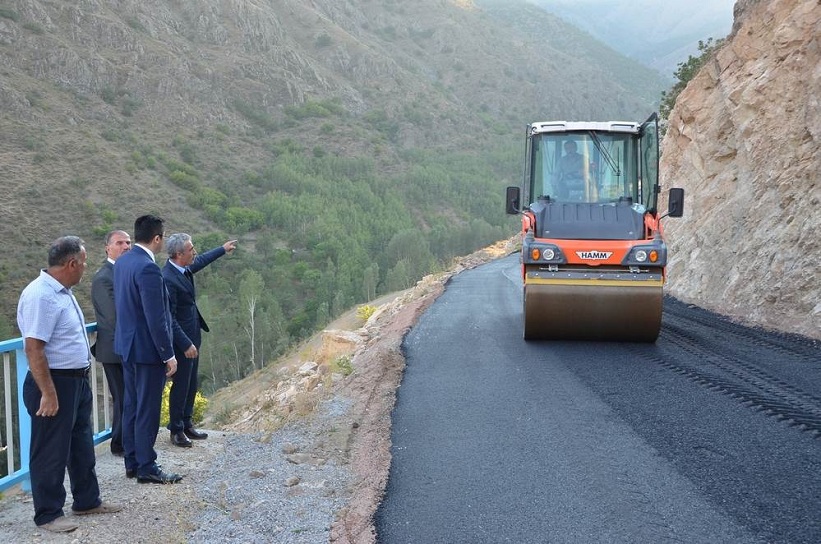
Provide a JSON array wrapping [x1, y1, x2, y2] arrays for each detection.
[[212, 402, 237, 426]]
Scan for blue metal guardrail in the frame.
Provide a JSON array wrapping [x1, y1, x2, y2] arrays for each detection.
[[0, 323, 112, 493]]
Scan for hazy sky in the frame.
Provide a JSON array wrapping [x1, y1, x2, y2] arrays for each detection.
[[525, 0, 737, 74]]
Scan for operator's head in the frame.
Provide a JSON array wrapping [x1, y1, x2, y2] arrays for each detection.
[[564, 140, 577, 154]]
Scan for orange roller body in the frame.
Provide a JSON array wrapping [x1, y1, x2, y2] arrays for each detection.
[[504, 114, 684, 342]]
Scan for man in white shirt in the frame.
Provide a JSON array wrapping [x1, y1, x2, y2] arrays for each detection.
[[17, 236, 122, 532]]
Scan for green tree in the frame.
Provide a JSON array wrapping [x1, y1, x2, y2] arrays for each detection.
[[362, 262, 379, 301], [385, 229, 435, 281], [385, 258, 413, 292], [239, 269, 264, 371], [660, 38, 724, 119]]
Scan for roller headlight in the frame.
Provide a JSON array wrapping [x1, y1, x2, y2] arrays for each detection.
[[523, 241, 565, 264], [622, 243, 667, 266]]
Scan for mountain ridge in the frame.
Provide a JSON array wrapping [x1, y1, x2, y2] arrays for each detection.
[[0, 0, 669, 384]]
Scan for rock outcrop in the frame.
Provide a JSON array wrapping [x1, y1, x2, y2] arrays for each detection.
[[662, 0, 820, 340]]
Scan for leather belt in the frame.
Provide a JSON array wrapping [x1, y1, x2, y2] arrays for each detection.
[[50, 367, 90, 378]]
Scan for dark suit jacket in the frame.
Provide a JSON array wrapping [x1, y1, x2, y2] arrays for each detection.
[[113, 245, 174, 365], [162, 246, 225, 352], [90, 260, 122, 364]]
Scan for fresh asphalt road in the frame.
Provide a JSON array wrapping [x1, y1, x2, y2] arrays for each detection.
[[375, 254, 821, 544]]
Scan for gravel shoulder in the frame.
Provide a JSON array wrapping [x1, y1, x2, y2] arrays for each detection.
[[0, 242, 515, 544]]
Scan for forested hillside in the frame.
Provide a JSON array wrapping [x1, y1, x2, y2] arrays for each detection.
[[0, 0, 667, 391]]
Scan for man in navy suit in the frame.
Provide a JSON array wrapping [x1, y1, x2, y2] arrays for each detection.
[[90, 230, 131, 457], [113, 215, 181, 484], [163, 234, 237, 447]]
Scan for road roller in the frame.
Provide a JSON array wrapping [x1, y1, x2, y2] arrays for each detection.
[[505, 113, 684, 342]]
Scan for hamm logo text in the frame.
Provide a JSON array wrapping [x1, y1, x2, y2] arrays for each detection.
[[576, 251, 612, 260]]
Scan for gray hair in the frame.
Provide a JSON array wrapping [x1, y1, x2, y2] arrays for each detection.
[[48, 236, 85, 267], [104, 229, 129, 245], [166, 233, 192, 258]]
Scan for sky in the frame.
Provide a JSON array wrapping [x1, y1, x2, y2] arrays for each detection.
[[524, 0, 737, 75]]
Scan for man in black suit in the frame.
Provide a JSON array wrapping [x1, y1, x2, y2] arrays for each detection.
[[91, 230, 131, 457], [163, 233, 237, 448], [114, 215, 181, 484]]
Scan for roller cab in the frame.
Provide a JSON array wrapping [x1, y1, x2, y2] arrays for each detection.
[[506, 113, 684, 342]]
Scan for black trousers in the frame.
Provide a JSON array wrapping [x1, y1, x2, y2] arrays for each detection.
[[167, 353, 199, 433], [101, 362, 124, 453], [23, 371, 101, 526], [122, 360, 166, 477]]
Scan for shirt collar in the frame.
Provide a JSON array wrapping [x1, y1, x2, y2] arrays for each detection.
[[39, 269, 69, 294], [169, 260, 186, 274], [134, 243, 155, 261], [106, 257, 116, 265]]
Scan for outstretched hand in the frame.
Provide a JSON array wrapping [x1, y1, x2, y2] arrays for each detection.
[[224, 240, 238, 254]]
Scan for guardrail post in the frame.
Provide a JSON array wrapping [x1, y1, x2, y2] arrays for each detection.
[[16, 348, 31, 493], [1, 324, 107, 494]]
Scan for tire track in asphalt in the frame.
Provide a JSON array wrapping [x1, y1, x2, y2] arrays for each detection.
[[652, 300, 821, 437]]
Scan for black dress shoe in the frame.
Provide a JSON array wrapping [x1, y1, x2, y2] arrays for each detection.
[[137, 470, 183, 484], [126, 469, 136, 479], [171, 431, 193, 448], [184, 427, 208, 440]]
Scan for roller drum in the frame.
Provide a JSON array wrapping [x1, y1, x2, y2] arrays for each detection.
[[523, 282, 663, 342]]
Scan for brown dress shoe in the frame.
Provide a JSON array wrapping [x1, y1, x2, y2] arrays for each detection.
[[39, 517, 79, 533], [171, 430, 192, 448], [184, 427, 208, 440], [73, 501, 123, 515]]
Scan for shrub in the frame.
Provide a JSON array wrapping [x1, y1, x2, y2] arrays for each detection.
[[22, 22, 44, 35], [284, 99, 344, 120], [315, 33, 332, 48], [332, 355, 353, 377], [0, 8, 20, 21], [356, 304, 377, 323], [232, 99, 278, 131], [126, 17, 146, 33], [69, 177, 91, 189], [660, 38, 724, 119], [101, 86, 118, 105], [213, 403, 235, 425], [169, 169, 200, 191], [101, 128, 119, 142], [160, 381, 208, 427], [121, 97, 141, 117]]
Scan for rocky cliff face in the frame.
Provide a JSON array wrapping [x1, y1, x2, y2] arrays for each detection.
[[661, 0, 820, 339]]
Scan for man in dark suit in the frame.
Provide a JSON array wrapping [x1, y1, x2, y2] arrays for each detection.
[[90, 230, 131, 457], [163, 233, 237, 447], [113, 215, 181, 484]]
